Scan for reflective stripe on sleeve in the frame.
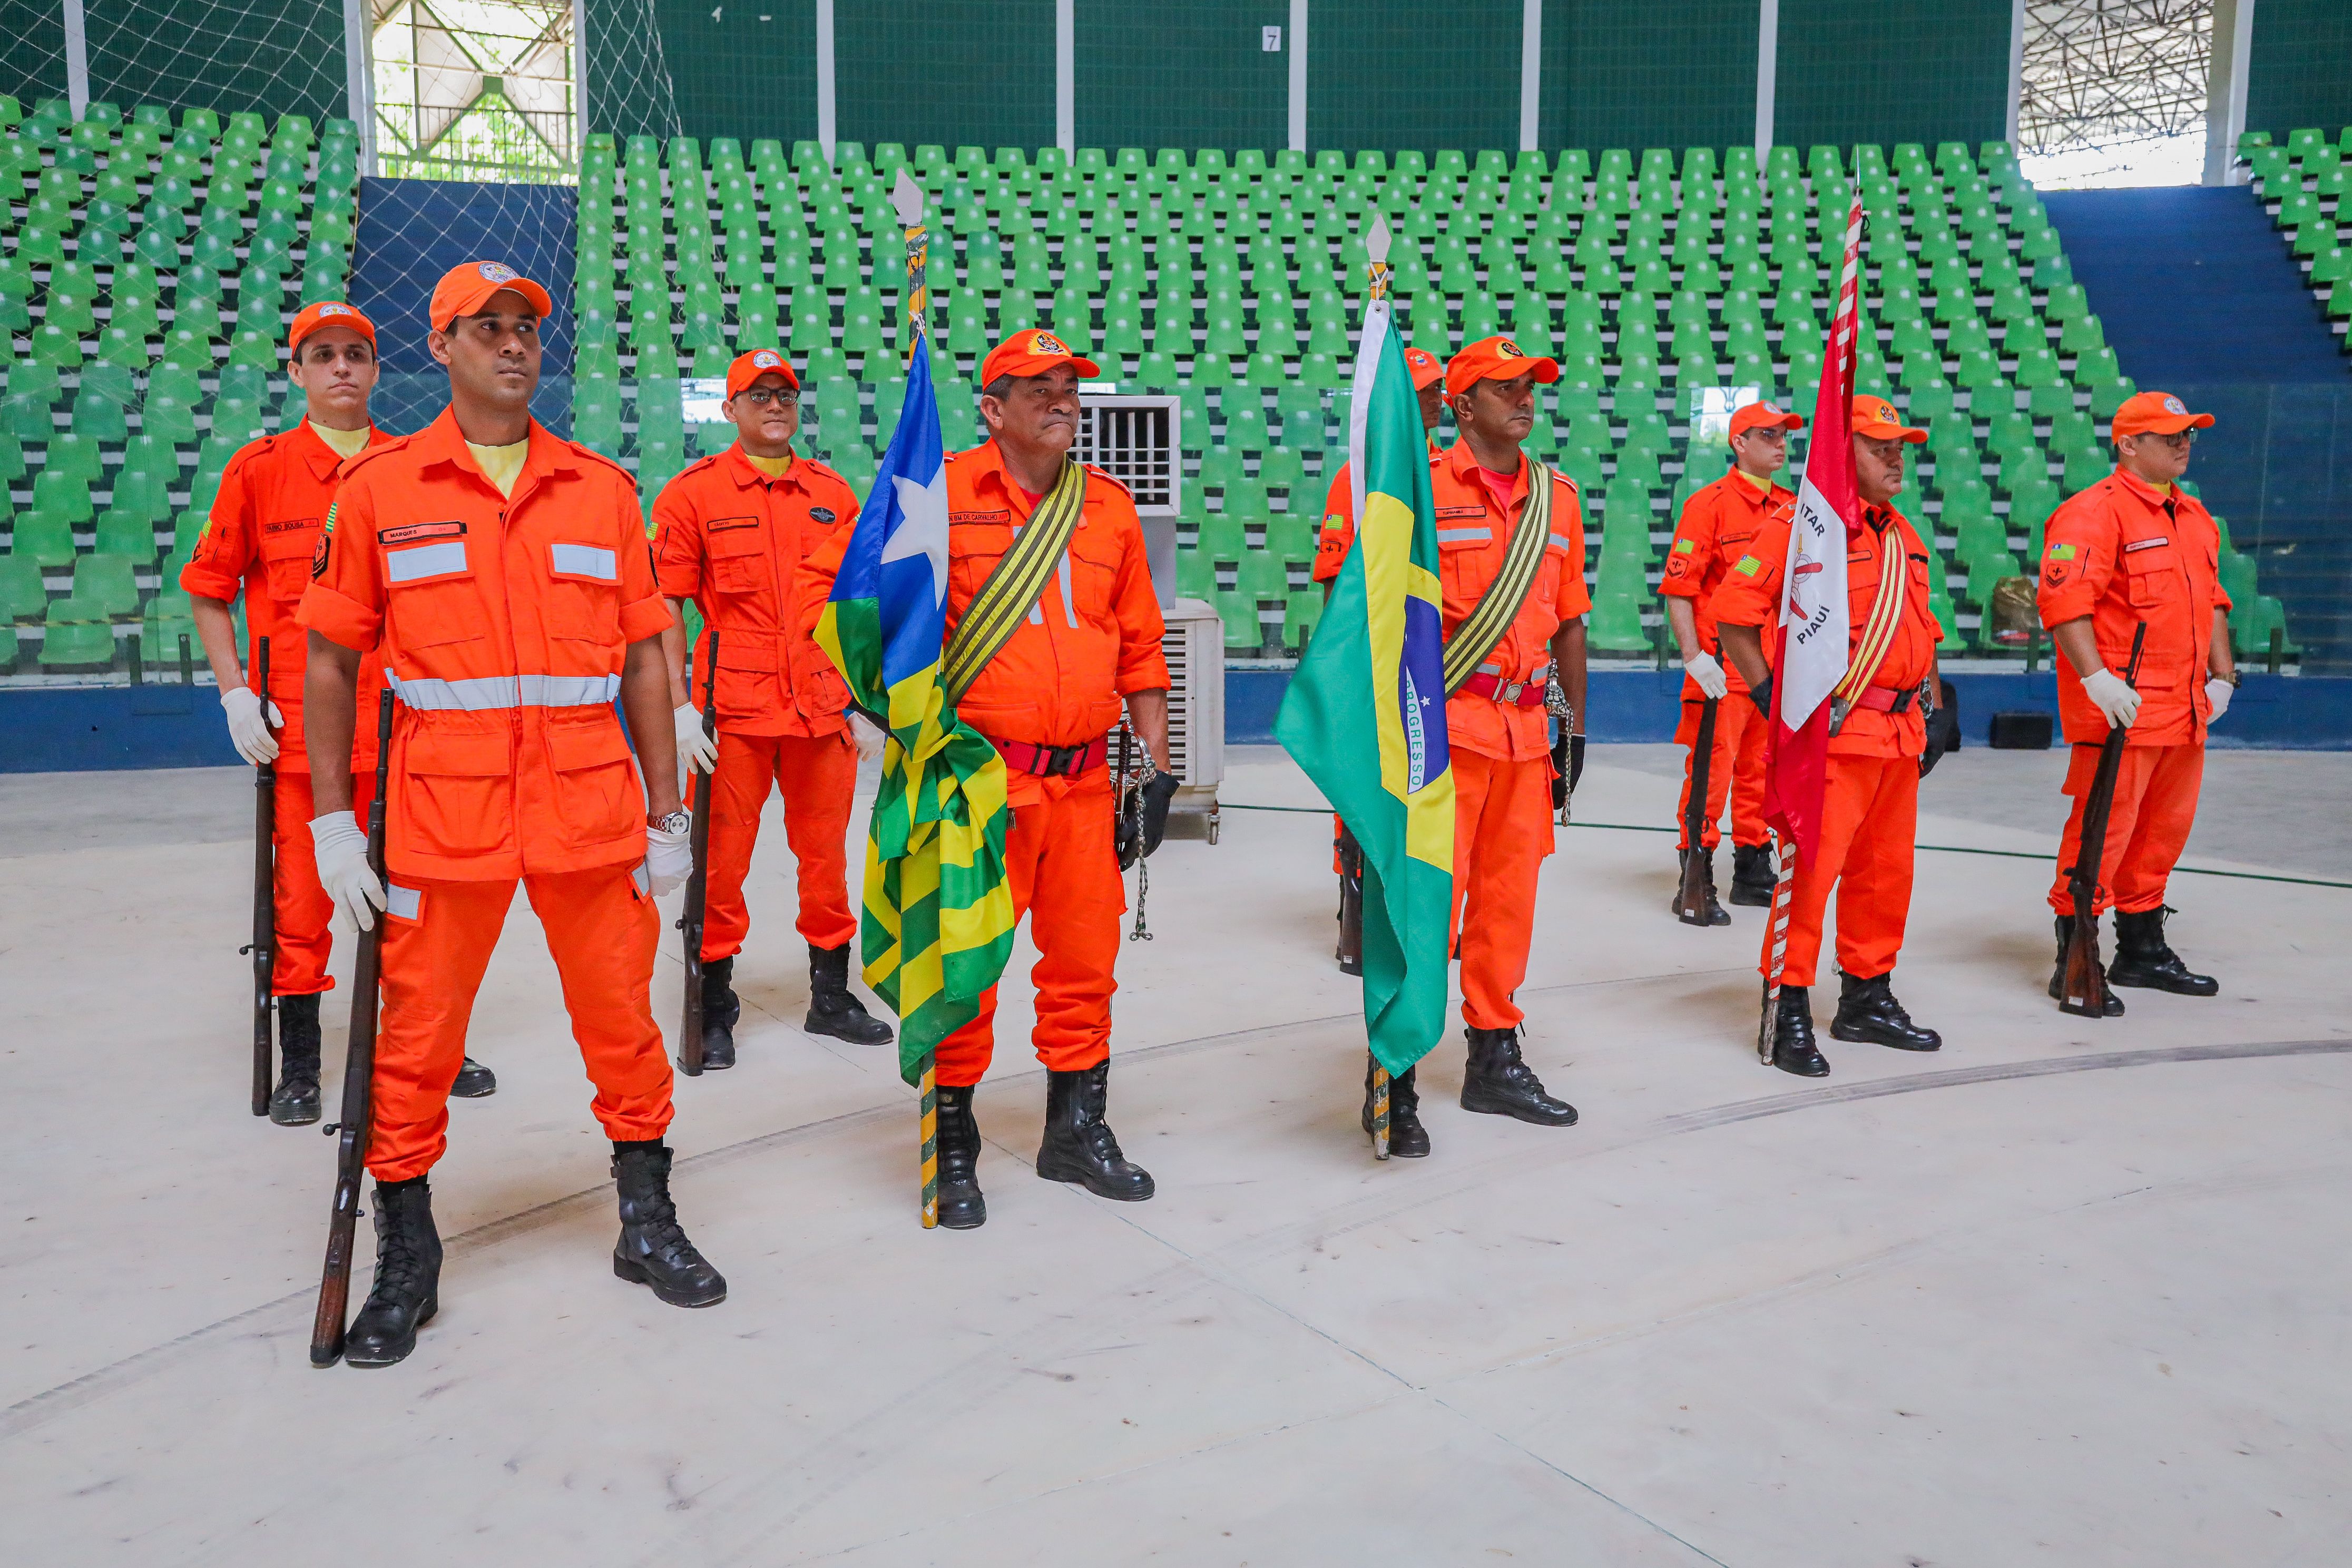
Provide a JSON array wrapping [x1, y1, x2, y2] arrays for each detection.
[[386, 540, 468, 582], [550, 542, 619, 579]]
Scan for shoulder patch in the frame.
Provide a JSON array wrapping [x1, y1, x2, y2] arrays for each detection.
[[1672, 538, 1696, 554], [2047, 543, 2077, 561], [1733, 555, 1762, 576]]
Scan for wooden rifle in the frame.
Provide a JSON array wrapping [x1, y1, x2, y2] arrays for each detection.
[[244, 637, 275, 1114], [1675, 653, 1720, 926], [677, 630, 720, 1074], [2059, 623, 2147, 1018]]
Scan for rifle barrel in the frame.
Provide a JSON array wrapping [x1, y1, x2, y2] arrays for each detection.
[[677, 630, 720, 1074], [250, 636, 275, 1116]]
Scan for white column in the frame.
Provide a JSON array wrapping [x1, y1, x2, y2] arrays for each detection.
[[346, 0, 375, 165], [1056, 0, 1074, 154], [1753, 0, 1778, 159], [61, 0, 89, 118], [567, 0, 583, 166], [1519, 0, 1542, 153], [1288, 0, 1308, 153], [2204, 0, 2257, 184], [815, 0, 836, 158], [2005, 0, 2025, 142]]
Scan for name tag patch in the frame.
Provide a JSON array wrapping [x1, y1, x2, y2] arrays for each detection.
[[386, 540, 468, 582], [951, 509, 1011, 526], [1435, 505, 1486, 520], [264, 516, 318, 536], [2123, 536, 2171, 553], [707, 515, 759, 532], [550, 542, 619, 581], [380, 520, 466, 545]]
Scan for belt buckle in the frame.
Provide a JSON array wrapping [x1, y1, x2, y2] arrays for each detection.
[[1043, 742, 1083, 777], [1499, 679, 1525, 704]]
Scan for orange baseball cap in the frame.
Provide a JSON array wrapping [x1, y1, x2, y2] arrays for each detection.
[[1849, 395, 1926, 443], [979, 328, 1100, 386], [1444, 335, 1559, 398], [726, 347, 800, 396], [427, 260, 554, 331], [1729, 400, 1803, 437], [1403, 346, 1446, 390], [286, 300, 376, 356], [2111, 391, 2215, 438]]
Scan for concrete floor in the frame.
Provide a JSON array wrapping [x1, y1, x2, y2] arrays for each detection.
[[4, 747, 2349, 1566]]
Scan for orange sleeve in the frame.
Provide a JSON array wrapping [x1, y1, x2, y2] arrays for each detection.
[[295, 468, 384, 652], [612, 468, 672, 644], [1309, 462, 1356, 584], [1708, 513, 1788, 629], [794, 510, 854, 648], [2194, 501, 2233, 613], [650, 471, 704, 603], [178, 447, 257, 603], [1550, 475, 1592, 619], [1107, 494, 1172, 694], [2036, 487, 2114, 628], [1658, 481, 1718, 600]]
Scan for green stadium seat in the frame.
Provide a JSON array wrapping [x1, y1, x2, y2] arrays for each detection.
[[9, 510, 76, 567], [0, 551, 46, 624], [38, 596, 115, 668]]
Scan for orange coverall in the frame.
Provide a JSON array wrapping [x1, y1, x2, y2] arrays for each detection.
[[1425, 443, 1591, 1031], [1712, 504, 1943, 988], [180, 421, 391, 996], [2038, 468, 2232, 916], [1661, 468, 1790, 851], [299, 409, 676, 1181], [800, 443, 1170, 1086], [654, 445, 862, 960]]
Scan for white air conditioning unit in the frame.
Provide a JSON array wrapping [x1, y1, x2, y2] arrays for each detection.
[[1079, 393, 1181, 602], [1159, 595, 1224, 842]]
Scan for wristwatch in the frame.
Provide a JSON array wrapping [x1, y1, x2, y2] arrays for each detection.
[[2218, 668, 2242, 688], [649, 809, 691, 834]]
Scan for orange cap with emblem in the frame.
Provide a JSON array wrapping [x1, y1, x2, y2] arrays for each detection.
[[2110, 390, 2215, 438], [726, 346, 801, 396], [980, 329, 1101, 386], [1849, 395, 1926, 444], [1729, 399, 1804, 437], [286, 300, 377, 356], [1444, 335, 1560, 398], [1402, 346, 1446, 390], [427, 260, 555, 331]]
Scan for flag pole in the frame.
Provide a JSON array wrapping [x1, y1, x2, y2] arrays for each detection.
[[893, 169, 940, 1228], [1363, 213, 1394, 1163]]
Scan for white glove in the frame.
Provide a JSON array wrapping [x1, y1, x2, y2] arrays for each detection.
[[309, 810, 386, 932], [2081, 668, 2142, 729], [673, 701, 718, 775], [1683, 651, 1729, 700], [2204, 677, 2233, 722], [643, 819, 694, 897], [848, 709, 887, 761], [221, 684, 283, 765]]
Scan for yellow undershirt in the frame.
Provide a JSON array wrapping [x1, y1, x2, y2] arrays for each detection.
[[466, 438, 531, 499], [308, 420, 371, 460], [742, 451, 792, 479], [1732, 466, 1771, 494]]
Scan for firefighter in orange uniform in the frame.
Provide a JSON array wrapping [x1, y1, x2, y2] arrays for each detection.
[[801, 331, 1177, 1230], [1659, 399, 1802, 922], [1717, 398, 1950, 1076], [182, 302, 498, 1122], [1381, 334, 1590, 1157], [299, 262, 723, 1368], [2037, 391, 2237, 1004], [654, 347, 893, 1066]]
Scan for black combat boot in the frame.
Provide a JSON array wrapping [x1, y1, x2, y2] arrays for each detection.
[[345, 1176, 442, 1368], [933, 1084, 986, 1229], [1360, 1058, 1431, 1158], [2048, 914, 2125, 1015], [269, 992, 323, 1125], [610, 1141, 727, 1307], [1669, 848, 1732, 925], [451, 1057, 496, 1097], [806, 943, 894, 1045], [1729, 844, 1777, 907], [699, 955, 740, 1070], [2108, 907, 2218, 996], [1769, 986, 1829, 1076], [1036, 1062, 1155, 1200], [1830, 971, 1942, 1051], [1460, 1026, 1578, 1125]]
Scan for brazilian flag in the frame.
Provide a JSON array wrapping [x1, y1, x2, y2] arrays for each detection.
[[1275, 298, 1456, 1074], [815, 346, 1016, 1083]]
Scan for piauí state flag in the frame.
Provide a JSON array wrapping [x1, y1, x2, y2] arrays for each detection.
[[815, 346, 1016, 1083], [1273, 298, 1456, 1075], [1763, 193, 1867, 867]]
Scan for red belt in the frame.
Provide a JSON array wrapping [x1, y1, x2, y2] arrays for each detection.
[[1849, 682, 1923, 714], [1458, 671, 1550, 709], [991, 734, 1109, 778]]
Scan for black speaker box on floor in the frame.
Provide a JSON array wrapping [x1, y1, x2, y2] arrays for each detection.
[[1988, 711, 2055, 749]]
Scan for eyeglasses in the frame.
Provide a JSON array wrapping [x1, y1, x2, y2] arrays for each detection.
[[2139, 430, 2197, 449], [734, 387, 795, 408]]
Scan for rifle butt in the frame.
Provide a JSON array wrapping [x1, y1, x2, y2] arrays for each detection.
[[309, 1177, 361, 1366]]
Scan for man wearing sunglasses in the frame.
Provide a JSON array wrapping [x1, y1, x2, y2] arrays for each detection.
[[2036, 391, 2238, 1006]]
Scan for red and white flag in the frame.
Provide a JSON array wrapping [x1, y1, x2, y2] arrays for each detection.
[[1762, 195, 1868, 867]]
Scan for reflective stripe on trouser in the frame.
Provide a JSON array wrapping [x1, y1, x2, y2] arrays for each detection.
[[2045, 741, 2204, 917], [934, 769, 1123, 1086], [700, 729, 859, 960], [366, 864, 671, 1181], [269, 769, 377, 996], [1674, 695, 1770, 851], [1450, 750, 1556, 1031], [1763, 753, 1918, 989]]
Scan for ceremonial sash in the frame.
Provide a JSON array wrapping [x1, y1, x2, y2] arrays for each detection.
[[940, 458, 1087, 704], [1440, 459, 1555, 696], [1830, 521, 1907, 721]]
